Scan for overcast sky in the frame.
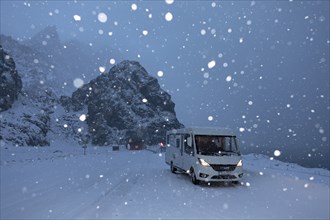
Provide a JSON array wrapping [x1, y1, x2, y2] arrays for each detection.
[[1, 0, 329, 168]]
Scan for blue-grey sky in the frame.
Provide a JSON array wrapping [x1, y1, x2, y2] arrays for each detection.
[[1, 0, 329, 168]]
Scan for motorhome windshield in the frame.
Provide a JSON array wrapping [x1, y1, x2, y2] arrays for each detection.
[[195, 135, 240, 156]]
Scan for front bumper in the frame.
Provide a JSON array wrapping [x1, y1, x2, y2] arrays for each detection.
[[196, 166, 243, 182]]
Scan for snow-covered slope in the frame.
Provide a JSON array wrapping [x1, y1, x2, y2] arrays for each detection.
[[1, 144, 329, 219]]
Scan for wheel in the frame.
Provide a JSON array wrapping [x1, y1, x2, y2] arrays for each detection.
[[190, 168, 199, 185], [170, 161, 177, 173]]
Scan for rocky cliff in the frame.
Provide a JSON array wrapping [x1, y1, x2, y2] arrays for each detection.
[[61, 60, 183, 146], [0, 46, 56, 146], [1, 28, 183, 148], [0, 45, 22, 112]]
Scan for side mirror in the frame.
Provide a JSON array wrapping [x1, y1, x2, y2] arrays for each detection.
[[187, 137, 192, 147]]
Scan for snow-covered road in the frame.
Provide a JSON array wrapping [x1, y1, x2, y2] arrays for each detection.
[[1, 147, 329, 219]]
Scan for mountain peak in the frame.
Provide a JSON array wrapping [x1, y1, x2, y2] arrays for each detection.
[[25, 25, 61, 53], [61, 60, 183, 145]]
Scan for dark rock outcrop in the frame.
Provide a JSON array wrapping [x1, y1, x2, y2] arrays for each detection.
[[61, 60, 183, 146], [0, 35, 56, 93], [0, 45, 22, 112], [0, 45, 57, 146]]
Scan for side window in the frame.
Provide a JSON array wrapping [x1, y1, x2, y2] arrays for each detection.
[[167, 134, 176, 147], [175, 135, 181, 148], [184, 134, 194, 155]]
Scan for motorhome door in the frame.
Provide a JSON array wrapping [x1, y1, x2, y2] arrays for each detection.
[[173, 134, 184, 169], [182, 134, 195, 171]]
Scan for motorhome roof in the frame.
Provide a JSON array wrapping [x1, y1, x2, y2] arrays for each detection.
[[167, 127, 235, 136]]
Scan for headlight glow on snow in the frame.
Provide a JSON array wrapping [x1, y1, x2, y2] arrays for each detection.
[[237, 159, 243, 167], [198, 158, 210, 167]]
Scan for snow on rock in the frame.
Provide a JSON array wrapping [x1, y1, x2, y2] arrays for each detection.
[[0, 45, 22, 112], [0, 88, 59, 147], [0, 44, 70, 146], [0, 47, 55, 146], [60, 60, 184, 146]]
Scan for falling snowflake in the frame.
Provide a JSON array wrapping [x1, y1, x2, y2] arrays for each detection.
[[73, 15, 81, 21], [131, 3, 137, 11], [274, 150, 281, 157], [208, 60, 216, 69], [165, 12, 173, 21], [98, 12, 108, 23], [109, 59, 116, 65], [73, 78, 84, 88], [165, 0, 174, 4], [79, 114, 86, 122], [99, 66, 106, 73]]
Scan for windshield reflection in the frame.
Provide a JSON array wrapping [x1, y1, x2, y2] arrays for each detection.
[[195, 135, 240, 156]]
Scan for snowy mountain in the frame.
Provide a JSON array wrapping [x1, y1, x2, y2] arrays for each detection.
[[0, 43, 183, 147], [0, 143, 329, 219], [61, 60, 183, 146]]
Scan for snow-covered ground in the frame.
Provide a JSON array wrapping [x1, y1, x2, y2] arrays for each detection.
[[1, 143, 329, 219]]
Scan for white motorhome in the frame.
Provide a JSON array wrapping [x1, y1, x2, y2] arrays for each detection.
[[165, 127, 243, 184]]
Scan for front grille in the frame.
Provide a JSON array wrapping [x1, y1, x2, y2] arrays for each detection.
[[210, 164, 236, 172], [211, 175, 236, 180]]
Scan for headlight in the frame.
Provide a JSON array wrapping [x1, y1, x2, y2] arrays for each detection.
[[198, 158, 210, 167], [237, 159, 243, 167]]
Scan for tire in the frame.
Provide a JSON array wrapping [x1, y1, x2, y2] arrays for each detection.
[[170, 161, 177, 173], [190, 168, 199, 185]]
